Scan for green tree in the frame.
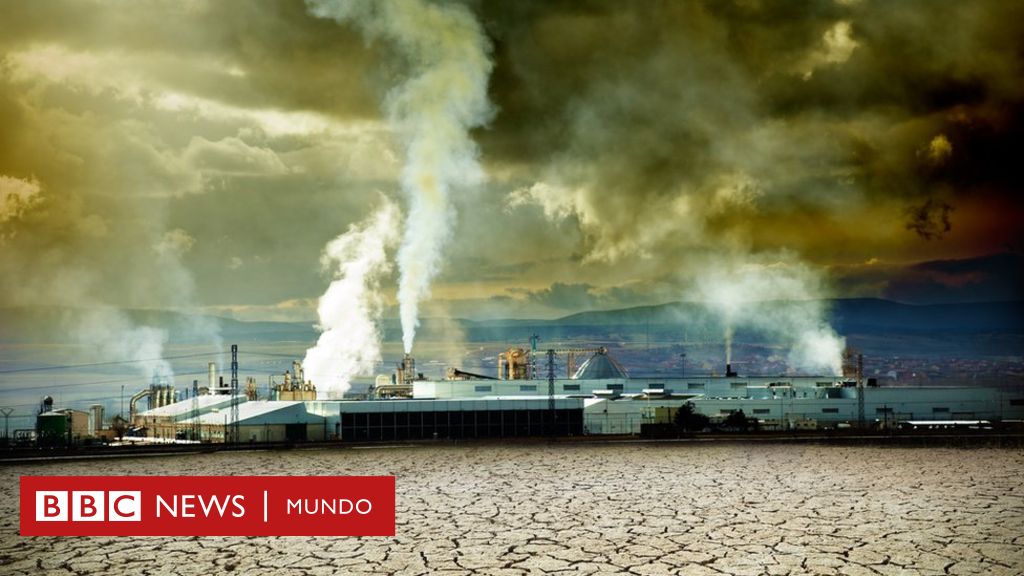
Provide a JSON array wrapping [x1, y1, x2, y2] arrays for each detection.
[[722, 409, 750, 432], [111, 415, 127, 441], [675, 402, 709, 433]]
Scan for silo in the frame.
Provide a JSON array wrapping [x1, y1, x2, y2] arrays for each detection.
[[90, 404, 104, 433], [208, 363, 217, 394]]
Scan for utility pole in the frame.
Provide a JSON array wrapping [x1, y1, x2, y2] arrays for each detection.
[[1, 407, 13, 440], [547, 349, 556, 437], [191, 380, 200, 442], [230, 344, 240, 444], [680, 350, 687, 379], [529, 333, 540, 380], [856, 353, 865, 429]]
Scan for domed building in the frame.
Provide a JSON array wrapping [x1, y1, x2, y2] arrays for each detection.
[[571, 348, 629, 380]]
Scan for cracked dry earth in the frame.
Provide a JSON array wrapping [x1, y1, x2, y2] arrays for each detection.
[[2, 444, 1023, 575]]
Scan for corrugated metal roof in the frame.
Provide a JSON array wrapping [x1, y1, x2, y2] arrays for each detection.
[[182, 401, 306, 425], [137, 395, 244, 418]]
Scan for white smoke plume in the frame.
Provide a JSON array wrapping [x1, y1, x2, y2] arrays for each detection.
[[695, 256, 846, 376], [303, 198, 400, 398], [308, 0, 494, 354], [74, 307, 173, 383]]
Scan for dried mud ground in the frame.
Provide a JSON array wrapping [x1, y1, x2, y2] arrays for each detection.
[[2, 443, 1023, 575]]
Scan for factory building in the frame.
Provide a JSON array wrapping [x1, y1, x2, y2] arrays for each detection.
[[130, 349, 1024, 442], [37, 409, 93, 446], [190, 401, 321, 443], [134, 394, 244, 439]]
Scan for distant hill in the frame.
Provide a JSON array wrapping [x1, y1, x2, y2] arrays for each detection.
[[1, 299, 1020, 347], [535, 299, 1024, 334]]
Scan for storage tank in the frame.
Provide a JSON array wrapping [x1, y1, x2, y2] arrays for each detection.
[[208, 362, 217, 394], [37, 412, 67, 447], [90, 404, 104, 434]]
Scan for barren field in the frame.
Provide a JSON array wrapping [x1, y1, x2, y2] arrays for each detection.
[[2, 443, 1023, 575]]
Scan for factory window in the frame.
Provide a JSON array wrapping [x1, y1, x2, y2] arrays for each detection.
[[339, 407, 584, 441], [648, 383, 664, 390], [519, 385, 537, 392], [608, 384, 624, 391], [687, 383, 704, 390], [932, 407, 949, 413], [563, 384, 580, 391], [875, 407, 893, 414], [1011, 399, 1024, 406], [474, 385, 492, 393], [719, 409, 736, 415], [730, 383, 746, 390], [821, 408, 839, 414], [752, 409, 770, 415]]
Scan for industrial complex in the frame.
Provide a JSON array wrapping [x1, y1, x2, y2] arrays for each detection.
[[31, 342, 1023, 446]]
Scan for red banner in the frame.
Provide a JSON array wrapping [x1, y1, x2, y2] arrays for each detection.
[[20, 476, 395, 536]]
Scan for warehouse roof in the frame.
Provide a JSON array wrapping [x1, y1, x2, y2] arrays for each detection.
[[183, 401, 307, 425], [137, 394, 244, 418]]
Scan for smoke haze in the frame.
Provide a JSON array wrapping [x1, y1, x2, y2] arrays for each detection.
[[303, 197, 399, 398], [0, 0, 1019, 362], [308, 0, 494, 354]]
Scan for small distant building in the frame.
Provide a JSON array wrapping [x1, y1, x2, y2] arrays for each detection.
[[36, 409, 92, 446]]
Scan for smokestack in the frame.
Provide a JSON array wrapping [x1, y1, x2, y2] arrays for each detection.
[[403, 354, 415, 386], [208, 362, 217, 395], [726, 363, 738, 378]]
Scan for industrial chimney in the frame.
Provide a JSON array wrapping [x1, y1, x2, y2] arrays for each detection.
[[208, 362, 217, 395]]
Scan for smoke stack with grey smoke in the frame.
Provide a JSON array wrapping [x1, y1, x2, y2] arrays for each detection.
[[303, 197, 399, 398], [308, 0, 494, 354], [696, 257, 846, 376]]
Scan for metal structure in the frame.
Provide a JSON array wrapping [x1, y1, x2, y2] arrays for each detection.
[[543, 347, 603, 378], [547, 349, 556, 436], [191, 379, 200, 441], [529, 333, 540, 379], [856, 353, 865, 428], [230, 344, 240, 444], [1, 407, 12, 440]]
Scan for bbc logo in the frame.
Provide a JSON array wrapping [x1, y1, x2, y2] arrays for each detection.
[[35, 491, 141, 522]]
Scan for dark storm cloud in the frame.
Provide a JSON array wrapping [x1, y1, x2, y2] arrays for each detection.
[[883, 253, 1023, 304], [0, 0, 1020, 325], [0, 0, 381, 118], [483, 0, 1024, 262], [906, 199, 953, 241], [833, 253, 1023, 305], [0, 0, 399, 313]]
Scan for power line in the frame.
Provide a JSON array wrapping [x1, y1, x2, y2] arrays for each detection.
[[237, 351, 305, 359], [0, 367, 273, 394], [0, 352, 222, 375]]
